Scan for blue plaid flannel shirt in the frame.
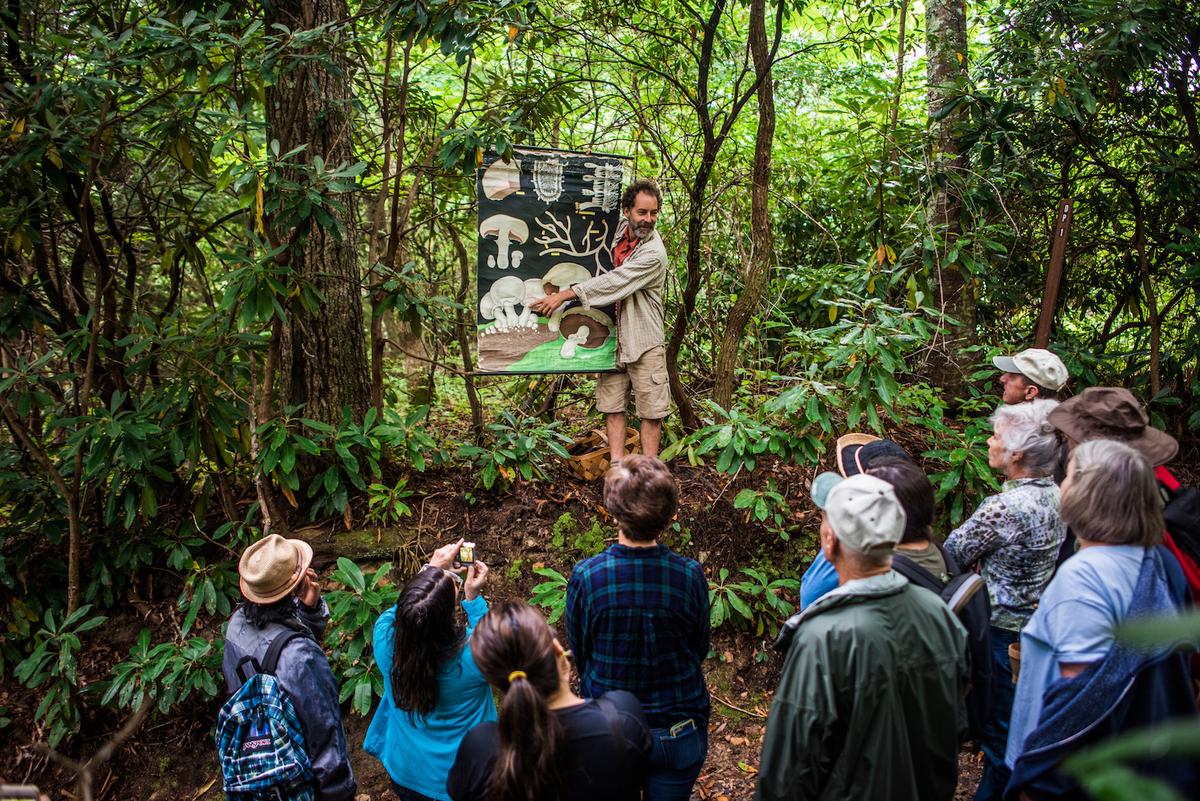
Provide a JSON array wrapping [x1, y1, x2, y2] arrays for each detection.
[[565, 543, 711, 728]]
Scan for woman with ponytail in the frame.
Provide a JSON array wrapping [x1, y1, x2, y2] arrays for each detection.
[[447, 601, 651, 801], [365, 540, 497, 801]]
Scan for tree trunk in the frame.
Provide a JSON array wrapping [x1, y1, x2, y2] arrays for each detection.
[[712, 0, 776, 410], [925, 0, 975, 401], [266, 0, 370, 426]]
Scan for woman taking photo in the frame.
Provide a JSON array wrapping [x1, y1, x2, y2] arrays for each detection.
[[448, 601, 652, 801], [1005, 439, 1196, 798], [944, 399, 1066, 801], [365, 540, 496, 801]]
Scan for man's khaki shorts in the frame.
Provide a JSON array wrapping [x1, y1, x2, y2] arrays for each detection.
[[595, 345, 671, 420]]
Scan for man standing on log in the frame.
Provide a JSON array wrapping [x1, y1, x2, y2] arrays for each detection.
[[530, 179, 669, 458]]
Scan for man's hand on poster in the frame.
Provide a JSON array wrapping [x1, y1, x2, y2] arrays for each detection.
[[529, 287, 577, 316]]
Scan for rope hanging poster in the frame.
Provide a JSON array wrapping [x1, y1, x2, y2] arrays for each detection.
[[476, 148, 626, 374]]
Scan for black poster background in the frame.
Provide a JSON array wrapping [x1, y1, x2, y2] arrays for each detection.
[[475, 148, 626, 374]]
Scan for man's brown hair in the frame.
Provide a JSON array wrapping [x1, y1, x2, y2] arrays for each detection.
[[603, 455, 678, 541], [620, 178, 662, 212]]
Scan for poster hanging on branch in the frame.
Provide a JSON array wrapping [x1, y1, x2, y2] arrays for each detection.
[[476, 147, 627, 374]]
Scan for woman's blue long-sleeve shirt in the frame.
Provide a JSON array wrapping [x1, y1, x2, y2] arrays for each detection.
[[364, 595, 497, 800]]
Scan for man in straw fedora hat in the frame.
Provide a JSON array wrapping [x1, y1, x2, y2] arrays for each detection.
[[221, 534, 357, 800]]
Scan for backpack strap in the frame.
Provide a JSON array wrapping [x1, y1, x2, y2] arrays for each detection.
[[945, 572, 987, 614], [235, 655, 262, 684], [594, 694, 634, 778], [891, 553, 942, 594], [260, 630, 308, 677]]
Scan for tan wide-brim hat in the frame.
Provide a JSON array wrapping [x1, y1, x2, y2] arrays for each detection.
[[239, 534, 314, 603], [1048, 386, 1179, 467]]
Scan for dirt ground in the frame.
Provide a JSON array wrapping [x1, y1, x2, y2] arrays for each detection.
[[3, 454, 994, 800]]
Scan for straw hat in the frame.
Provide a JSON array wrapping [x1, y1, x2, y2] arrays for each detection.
[[238, 534, 314, 603]]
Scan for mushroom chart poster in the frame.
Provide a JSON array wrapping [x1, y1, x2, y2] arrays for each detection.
[[476, 148, 625, 374]]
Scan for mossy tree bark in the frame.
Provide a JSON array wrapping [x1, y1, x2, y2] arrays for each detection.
[[266, 0, 370, 426], [712, 0, 776, 410], [925, 0, 976, 401]]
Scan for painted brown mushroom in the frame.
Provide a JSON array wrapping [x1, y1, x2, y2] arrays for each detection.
[[541, 263, 593, 331], [558, 308, 612, 358], [479, 214, 528, 270]]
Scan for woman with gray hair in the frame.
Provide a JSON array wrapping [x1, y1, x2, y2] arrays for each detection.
[[944, 398, 1066, 801], [1004, 440, 1195, 798]]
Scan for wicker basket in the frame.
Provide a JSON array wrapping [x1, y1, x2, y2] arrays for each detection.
[[566, 427, 641, 481]]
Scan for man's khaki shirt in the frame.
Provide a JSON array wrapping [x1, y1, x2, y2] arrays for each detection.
[[572, 219, 669, 367]]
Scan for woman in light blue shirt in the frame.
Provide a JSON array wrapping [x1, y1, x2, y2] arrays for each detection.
[[365, 541, 497, 801], [1006, 439, 1188, 773]]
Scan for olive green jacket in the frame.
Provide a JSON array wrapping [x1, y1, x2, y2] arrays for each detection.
[[756, 571, 968, 801]]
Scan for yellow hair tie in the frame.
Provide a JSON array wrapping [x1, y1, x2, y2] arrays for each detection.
[[507, 670, 527, 684]]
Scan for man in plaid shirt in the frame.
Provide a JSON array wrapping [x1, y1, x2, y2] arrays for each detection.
[[566, 455, 710, 801]]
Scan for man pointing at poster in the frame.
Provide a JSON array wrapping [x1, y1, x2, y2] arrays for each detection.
[[531, 178, 670, 458]]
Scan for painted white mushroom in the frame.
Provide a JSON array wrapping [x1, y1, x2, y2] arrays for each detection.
[[557, 308, 613, 358], [560, 325, 590, 358], [481, 158, 521, 200], [517, 278, 547, 329], [489, 275, 526, 330], [541, 263, 593, 332], [479, 214, 528, 270], [480, 294, 498, 331]]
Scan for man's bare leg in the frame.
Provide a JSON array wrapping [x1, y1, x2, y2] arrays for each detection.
[[607, 412, 628, 460], [640, 417, 662, 458]]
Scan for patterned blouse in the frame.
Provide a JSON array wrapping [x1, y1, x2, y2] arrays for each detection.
[[945, 477, 1066, 632]]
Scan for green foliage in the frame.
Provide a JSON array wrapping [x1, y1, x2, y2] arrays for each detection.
[[323, 559, 400, 717], [529, 566, 569, 624], [550, 512, 578, 550], [13, 605, 108, 747], [366, 479, 417, 528], [258, 405, 446, 518], [456, 411, 572, 490], [708, 567, 799, 638], [102, 630, 222, 715], [662, 401, 821, 474], [788, 298, 935, 432], [505, 558, 525, 582], [733, 480, 793, 541], [549, 512, 609, 556], [920, 394, 1002, 527]]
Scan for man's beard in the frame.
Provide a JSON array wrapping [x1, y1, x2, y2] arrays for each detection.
[[631, 221, 655, 240]]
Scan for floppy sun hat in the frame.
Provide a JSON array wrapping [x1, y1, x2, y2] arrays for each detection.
[[1048, 387, 1178, 467], [239, 534, 314, 603], [992, 348, 1068, 392]]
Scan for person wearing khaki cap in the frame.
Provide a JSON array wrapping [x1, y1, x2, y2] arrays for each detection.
[[758, 474, 968, 801], [993, 348, 1069, 404], [221, 535, 357, 801]]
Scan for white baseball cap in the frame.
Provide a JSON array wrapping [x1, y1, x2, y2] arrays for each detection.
[[992, 348, 1068, 391], [816, 474, 906, 554]]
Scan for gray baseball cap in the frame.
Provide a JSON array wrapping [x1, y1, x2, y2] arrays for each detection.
[[814, 473, 906, 554]]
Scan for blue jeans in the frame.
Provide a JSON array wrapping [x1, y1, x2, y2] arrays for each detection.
[[975, 626, 1019, 801], [645, 719, 708, 801]]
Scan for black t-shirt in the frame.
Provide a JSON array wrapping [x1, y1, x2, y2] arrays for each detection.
[[447, 690, 652, 801]]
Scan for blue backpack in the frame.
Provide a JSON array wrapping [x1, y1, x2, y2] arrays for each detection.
[[215, 630, 316, 801]]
